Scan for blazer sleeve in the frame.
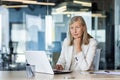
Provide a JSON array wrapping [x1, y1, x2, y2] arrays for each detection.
[[74, 38, 97, 71], [56, 38, 67, 68]]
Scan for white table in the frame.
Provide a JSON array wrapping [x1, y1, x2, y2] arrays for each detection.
[[0, 71, 120, 80]]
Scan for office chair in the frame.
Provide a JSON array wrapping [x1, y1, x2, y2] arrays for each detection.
[[93, 49, 101, 71]]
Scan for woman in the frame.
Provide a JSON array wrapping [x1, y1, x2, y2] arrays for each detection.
[[55, 16, 97, 71]]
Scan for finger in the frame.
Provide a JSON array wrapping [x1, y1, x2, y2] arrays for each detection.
[[58, 65, 62, 70], [56, 65, 60, 70], [56, 65, 63, 70], [55, 65, 59, 69], [59, 65, 64, 70]]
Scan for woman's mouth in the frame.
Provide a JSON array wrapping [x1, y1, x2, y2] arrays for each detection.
[[73, 34, 78, 36]]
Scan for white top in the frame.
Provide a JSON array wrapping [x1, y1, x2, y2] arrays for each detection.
[[56, 38, 97, 71]]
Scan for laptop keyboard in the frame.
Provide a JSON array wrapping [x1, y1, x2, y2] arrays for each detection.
[[53, 69, 72, 74]]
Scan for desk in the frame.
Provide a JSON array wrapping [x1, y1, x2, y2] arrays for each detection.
[[0, 71, 120, 80]]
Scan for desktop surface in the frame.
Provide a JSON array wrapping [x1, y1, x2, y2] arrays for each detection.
[[0, 70, 120, 80]]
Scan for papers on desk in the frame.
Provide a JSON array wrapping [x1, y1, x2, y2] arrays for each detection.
[[93, 71, 120, 75]]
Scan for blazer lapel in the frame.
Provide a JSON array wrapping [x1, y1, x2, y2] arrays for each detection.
[[67, 46, 73, 69], [82, 44, 89, 55]]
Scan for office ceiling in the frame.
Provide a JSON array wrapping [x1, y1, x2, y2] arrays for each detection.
[[1, 0, 113, 13], [1, 0, 113, 10], [0, 0, 92, 12]]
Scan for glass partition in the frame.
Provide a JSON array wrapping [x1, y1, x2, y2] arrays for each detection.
[[25, 14, 44, 51], [92, 17, 106, 69], [115, 0, 120, 69], [0, 11, 1, 51]]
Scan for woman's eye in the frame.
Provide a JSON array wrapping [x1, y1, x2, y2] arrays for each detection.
[[70, 27, 73, 29]]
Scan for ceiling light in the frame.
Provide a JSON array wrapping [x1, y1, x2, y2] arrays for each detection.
[[55, 2, 84, 13], [92, 13, 106, 18], [55, 6, 67, 12], [73, 0, 91, 7], [52, 11, 91, 15], [80, 8, 89, 11], [2, 5, 28, 8], [2, 0, 55, 6], [2, 0, 23, 2], [22, 1, 55, 6]]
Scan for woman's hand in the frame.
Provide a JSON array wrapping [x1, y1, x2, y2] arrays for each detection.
[[55, 64, 64, 70], [74, 38, 82, 53]]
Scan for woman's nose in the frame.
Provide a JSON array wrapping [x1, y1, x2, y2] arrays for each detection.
[[73, 28, 77, 33]]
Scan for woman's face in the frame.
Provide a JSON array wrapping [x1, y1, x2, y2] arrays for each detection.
[[70, 20, 85, 39]]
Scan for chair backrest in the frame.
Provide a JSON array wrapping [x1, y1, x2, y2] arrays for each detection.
[[93, 49, 101, 71]]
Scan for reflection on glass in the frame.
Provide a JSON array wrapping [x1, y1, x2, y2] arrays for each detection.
[[11, 23, 26, 53]]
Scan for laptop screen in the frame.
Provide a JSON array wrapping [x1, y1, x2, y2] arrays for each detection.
[[25, 51, 54, 74]]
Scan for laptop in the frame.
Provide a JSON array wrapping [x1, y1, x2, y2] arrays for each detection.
[[25, 51, 72, 74]]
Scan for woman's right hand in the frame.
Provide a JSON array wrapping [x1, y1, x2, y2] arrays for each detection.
[[55, 64, 64, 70]]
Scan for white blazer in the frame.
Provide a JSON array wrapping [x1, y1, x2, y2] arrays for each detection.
[[56, 38, 97, 71]]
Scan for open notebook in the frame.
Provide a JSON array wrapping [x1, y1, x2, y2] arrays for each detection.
[[25, 51, 72, 74]]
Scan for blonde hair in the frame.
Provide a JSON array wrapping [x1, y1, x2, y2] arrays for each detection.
[[68, 16, 92, 45]]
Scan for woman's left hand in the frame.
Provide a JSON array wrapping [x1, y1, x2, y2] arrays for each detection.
[[74, 38, 82, 53]]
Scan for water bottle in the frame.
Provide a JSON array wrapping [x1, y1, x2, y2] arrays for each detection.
[[26, 64, 35, 78]]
